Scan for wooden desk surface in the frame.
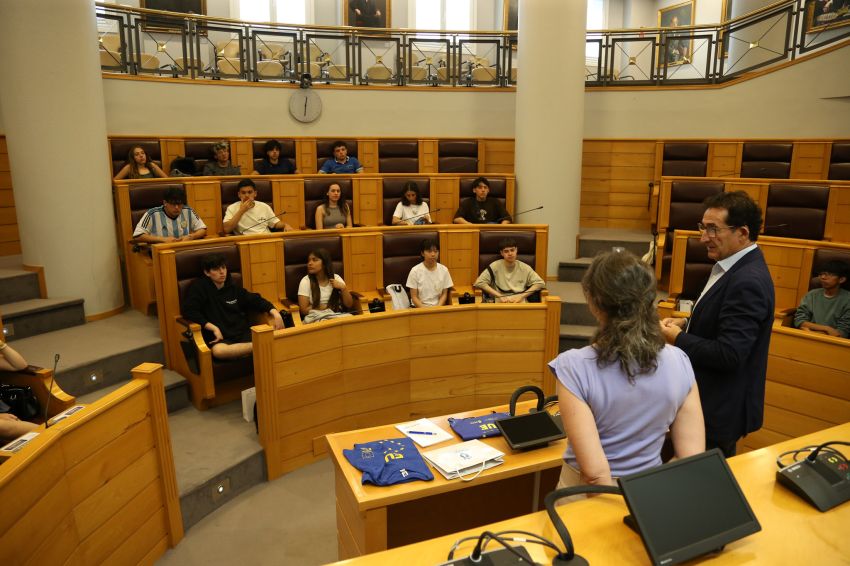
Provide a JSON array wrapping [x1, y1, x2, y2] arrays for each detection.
[[332, 422, 850, 565], [326, 400, 565, 512]]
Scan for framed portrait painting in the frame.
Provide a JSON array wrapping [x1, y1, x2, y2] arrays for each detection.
[[344, 0, 390, 29], [140, 0, 206, 33], [657, 1, 695, 66], [805, 0, 850, 33], [503, 0, 519, 31]]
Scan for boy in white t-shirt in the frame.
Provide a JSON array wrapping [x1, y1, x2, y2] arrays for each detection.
[[406, 238, 454, 307]]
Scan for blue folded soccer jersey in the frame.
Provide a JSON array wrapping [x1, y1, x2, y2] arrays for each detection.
[[343, 437, 434, 486], [448, 412, 511, 440]]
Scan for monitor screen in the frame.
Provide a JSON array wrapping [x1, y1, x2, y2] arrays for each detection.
[[618, 449, 761, 566]]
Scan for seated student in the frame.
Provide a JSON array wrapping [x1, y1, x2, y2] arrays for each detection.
[[794, 260, 850, 338], [392, 181, 432, 226], [132, 187, 207, 243], [113, 145, 167, 180], [453, 177, 511, 224], [0, 341, 39, 441], [181, 253, 284, 359], [298, 248, 355, 324], [202, 140, 241, 176], [319, 141, 364, 174], [252, 139, 299, 175], [549, 252, 704, 494], [474, 237, 545, 303], [223, 178, 294, 235], [315, 183, 353, 229], [406, 238, 453, 307]]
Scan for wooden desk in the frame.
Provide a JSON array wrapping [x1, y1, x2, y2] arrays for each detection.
[[326, 401, 564, 559], [331, 422, 850, 565]]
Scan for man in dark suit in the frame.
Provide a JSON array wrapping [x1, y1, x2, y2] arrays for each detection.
[[661, 191, 775, 457]]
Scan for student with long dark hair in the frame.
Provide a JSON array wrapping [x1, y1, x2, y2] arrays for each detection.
[[549, 251, 704, 495], [392, 181, 431, 225], [297, 248, 354, 323], [315, 183, 353, 229], [113, 145, 167, 180]]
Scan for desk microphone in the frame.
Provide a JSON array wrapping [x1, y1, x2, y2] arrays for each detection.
[[394, 208, 440, 225], [42, 354, 60, 428], [544, 485, 623, 565], [495, 205, 543, 223], [242, 210, 287, 233]]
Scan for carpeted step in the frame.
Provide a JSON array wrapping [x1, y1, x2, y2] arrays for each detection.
[[0, 297, 85, 341], [0, 268, 42, 305]]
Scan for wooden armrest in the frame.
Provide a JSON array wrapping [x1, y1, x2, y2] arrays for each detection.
[[2, 367, 76, 421]]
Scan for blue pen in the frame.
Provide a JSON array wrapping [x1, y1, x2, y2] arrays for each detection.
[[407, 430, 437, 436]]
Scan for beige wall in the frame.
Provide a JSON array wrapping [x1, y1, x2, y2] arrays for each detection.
[[97, 43, 850, 139]]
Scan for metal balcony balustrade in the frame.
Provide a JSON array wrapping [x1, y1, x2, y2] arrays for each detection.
[[95, 0, 849, 88]]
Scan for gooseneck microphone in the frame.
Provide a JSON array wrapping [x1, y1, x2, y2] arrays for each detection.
[[242, 210, 287, 233], [42, 353, 60, 428], [495, 205, 544, 224]]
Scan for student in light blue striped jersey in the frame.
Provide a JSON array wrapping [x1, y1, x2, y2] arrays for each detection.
[[132, 187, 207, 244]]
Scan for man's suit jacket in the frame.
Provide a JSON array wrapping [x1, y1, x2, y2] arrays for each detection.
[[675, 246, 775, 442]]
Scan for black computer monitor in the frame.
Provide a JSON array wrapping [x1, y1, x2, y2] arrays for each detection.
[[618, 449, 761, 566]]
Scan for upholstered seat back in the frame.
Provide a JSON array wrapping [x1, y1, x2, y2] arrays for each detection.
[[316, 140, 358, 171], [111, 139, 162, 176], [478, 230, 536, 273], [379, 140, 418, 173], [740, 143, 792, 179], [303, 178, 354, 229], [666, 181, 725, 252], [382, 231, 439, 288], [808, 249, 850, 291], [184, 140, 220, 174], [175, 245, 242, 305], [220, 179, 273, 217], [129, 183, 185, 227], [459, 177, 507, 211], [662, 143, 708, 177], [382, 178, 431, 225], [283, 236, 344, 302], [252, 139, 296, 172], [828, 143, 850, 180], [764, 184, 829, 240], [439, 140, 478, 173], [681, 238, 714, 301]]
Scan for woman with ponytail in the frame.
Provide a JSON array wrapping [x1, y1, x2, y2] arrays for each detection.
[[549, 251, 705, 495]]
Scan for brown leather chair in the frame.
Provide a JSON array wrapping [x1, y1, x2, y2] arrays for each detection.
[[378, 140, 418, 173], [175, 245, 255, 406], [477, 230, 536, 274], [740, 143, 792, 179], [184, 140, 221, 174], [317, 139, 358, 171], [439, 140, 478, 173], [381, 178, 431, 226], [459, 177, 508, 215], [382, 231, 439, 294], [661, 142, 708, 177], [252, 139, 296, 172], [828, 142, 850, 180], [660, 181, 724, 281], [111, 139, 161, 176], [808, 249, 850, 292], [283, 235, 357, 319], [763, 184, 829, 241], [303, 177, 354, 229], [679, 237, 714, 301], [129, 183, 185, 233], [220, 179, 274, 219]]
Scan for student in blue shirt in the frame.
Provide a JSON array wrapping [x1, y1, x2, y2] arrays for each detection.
[[319, 141, 364, 174]]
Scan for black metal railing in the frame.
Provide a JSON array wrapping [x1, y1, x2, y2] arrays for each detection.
[[95, 0, 850, 88]]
